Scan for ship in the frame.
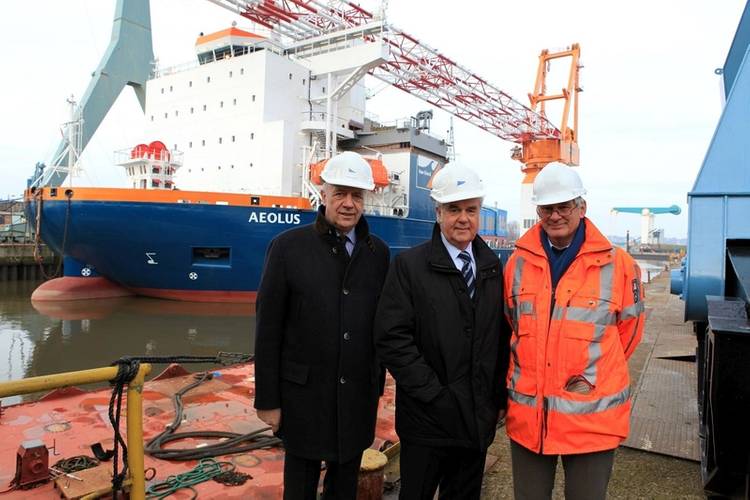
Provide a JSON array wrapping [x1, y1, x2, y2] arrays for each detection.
[[25, 0, 582, 303]]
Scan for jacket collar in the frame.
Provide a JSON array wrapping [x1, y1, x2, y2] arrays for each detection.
[[313, 205, 371, 242], [515, 217, 612, 262], [428, 223, 498, 272]]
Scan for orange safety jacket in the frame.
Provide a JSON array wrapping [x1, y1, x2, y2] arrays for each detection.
[[503, 218, 645, 455]]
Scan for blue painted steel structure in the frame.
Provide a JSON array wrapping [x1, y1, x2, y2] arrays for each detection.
[[682, 20, 750, 321], [479, 207, 508, 239], [39, 0, 153, 188], [674, 3, 750, 496], [611, 205, 681, 215]]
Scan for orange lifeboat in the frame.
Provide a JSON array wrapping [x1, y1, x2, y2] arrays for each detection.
[[148, 140, 170, 160], [130, 143, 149, 159]]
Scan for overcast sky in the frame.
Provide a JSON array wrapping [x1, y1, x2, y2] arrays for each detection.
[[1, 0, 745, 238]]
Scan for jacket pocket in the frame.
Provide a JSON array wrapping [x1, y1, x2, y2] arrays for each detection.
[[508, 293, 538, 396], [559, 295, 615, 388], [426, 387, 463, 438], [281, 359, 309, 385]]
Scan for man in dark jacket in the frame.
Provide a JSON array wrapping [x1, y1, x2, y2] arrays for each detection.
[[375, 164, 510, 499], [254, 151, 390, 499]]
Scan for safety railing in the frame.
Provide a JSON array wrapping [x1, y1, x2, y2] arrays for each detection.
[[0, 364, 152, 499]]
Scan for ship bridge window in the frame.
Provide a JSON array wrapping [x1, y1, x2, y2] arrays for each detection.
[[214, 46, 232, 60], [192, 247, 231, 268], [198, 52, 214, 65]]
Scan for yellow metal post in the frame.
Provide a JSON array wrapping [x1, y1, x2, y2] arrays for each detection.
[[0, 367, 121, 397], [0, 363, 152, 499], [127, 364, 150, 500]]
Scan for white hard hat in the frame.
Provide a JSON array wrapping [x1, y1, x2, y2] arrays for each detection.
[[531, 163, 586, 205], [320, 151, 375, 190], [430, 164, 485, 203]]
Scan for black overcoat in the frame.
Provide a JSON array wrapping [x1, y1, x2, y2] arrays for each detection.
[[374, 224, 511, 450], [254, 207, 390, 462]]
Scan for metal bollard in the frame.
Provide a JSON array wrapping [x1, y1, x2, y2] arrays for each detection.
[[357, 449, 388, 500]]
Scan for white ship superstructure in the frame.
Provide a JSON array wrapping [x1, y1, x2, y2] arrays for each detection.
[[143, 26, 408, 211]]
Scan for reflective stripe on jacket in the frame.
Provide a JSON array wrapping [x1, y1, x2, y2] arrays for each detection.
[[503, 218, 645, 455]]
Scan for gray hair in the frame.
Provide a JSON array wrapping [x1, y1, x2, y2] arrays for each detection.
[[433, 197, 485, 222]]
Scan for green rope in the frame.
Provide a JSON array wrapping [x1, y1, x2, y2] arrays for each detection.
[[146, 458, 235, 499]]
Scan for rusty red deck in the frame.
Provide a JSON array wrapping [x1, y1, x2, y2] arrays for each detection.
[[0, 363, 398, 499]]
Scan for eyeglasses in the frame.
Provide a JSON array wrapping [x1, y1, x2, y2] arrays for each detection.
[[537, 202, 578, 218]]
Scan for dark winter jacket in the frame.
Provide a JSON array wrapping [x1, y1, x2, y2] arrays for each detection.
[[374, 224, 510, 450], [254, 206, 390, 462]]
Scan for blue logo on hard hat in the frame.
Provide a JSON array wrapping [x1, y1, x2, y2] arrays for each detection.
[[457, 180, 466, 186]]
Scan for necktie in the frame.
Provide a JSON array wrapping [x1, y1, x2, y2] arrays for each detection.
[[458, 251, 475, 298], [339, 234, 353, 256]]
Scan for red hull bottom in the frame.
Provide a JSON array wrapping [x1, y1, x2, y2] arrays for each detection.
[[129, 287, 258, 303], [31, 277, 133, 301]]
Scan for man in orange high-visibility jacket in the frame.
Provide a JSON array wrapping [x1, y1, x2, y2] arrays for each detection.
[[503, 163, 645, 500]]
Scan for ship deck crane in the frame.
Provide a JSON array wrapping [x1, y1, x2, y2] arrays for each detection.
[[35, 0, 582, 225], [210, 0, 582, 230], [610, 205, 681, 245]]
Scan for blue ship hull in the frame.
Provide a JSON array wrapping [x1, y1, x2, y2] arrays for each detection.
[[27, 196, 435, 301]]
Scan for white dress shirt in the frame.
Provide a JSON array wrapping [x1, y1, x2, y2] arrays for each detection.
[[440, 232, 475, 276]]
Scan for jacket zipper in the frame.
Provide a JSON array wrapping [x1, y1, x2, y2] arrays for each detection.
[[540, 277, 555, 454]]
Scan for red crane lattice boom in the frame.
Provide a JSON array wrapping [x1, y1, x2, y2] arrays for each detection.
[[208, 0, 564, 144]]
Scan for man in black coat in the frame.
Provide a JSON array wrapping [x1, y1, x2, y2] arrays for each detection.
[[254, 152, 390, 499], [375, 164, 511, 499]]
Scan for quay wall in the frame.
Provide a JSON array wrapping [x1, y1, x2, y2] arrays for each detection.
[[0, 244, 60, 281]]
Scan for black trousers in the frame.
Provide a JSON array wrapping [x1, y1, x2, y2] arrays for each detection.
[[510, 439, 615, 500], [283, 451, 362, 500], [399, 441, 487, 500]]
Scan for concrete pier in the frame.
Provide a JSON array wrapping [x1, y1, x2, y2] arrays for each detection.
[[0, 243, 60, 281]]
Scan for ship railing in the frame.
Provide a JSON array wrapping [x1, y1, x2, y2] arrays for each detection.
[[301, 142, 323, 208], [0, 364, 152, 499], [284, 21, 385, 60], [151, 39, 287, 79]]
